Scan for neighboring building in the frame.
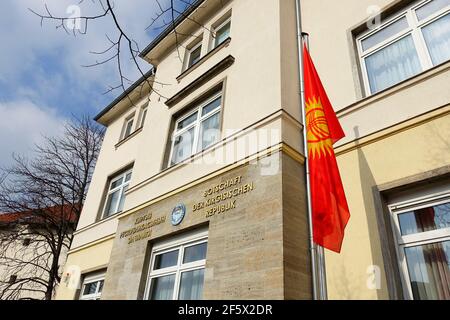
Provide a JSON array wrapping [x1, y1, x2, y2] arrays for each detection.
[[56, 0, 450, 300], [0, 205, 77, 300]]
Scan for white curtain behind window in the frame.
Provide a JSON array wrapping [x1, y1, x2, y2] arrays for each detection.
[[422, 13, 450, 65], [365, 35, 422, 93], [151, 275, 175, 300], [178, 269, 204, 300]]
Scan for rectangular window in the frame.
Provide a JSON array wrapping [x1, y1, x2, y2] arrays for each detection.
[[357, 0, 450, 94], [390, 193, 450, 300], [213, 18, 231, 48], [186, 42, 202, 69], [80, 273, 105, 300], [168, 92, 222, 166], [145, 229, 208, 300], [103, 169, 132, 218], [121, 115, 135, 140], [139, 107, 148, 128]]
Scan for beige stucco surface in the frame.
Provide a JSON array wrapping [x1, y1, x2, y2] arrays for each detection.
[[58, 0, 450, 300], [55, 238, 114, 300], [72, 0, 304, 251], [328, 108, 450, 299]]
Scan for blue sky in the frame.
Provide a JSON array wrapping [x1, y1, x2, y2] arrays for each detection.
[[0, 0, 190, 167]]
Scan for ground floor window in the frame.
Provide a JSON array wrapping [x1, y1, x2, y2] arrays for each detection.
[[145, 229, 208, 300], [79, 272, 105, 300], [389, 190, 450, 300]]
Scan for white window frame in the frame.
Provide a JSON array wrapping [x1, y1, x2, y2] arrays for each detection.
[[211, 17, 231, 49], [102, 168, 132, 219], [388, 191, 450, 300], [144, 229, 208, 300], [168, 92, 222, 167], [356, 0, 450, 95], [121, 114, 136, 140], [80, 273, 105, 300], [184, 41, 203, 70], [139, 106, 148, 128]]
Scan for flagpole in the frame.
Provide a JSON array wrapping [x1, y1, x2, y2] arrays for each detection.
[[294, 0, 327, 300], [302, 32, 329, 301]]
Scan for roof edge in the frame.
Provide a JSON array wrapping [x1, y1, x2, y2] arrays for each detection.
[[139, 0, 206, 59], [94, 68, 156, 123]]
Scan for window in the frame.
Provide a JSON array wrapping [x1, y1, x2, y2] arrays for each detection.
[[212, 18, 231, 48], [102, 169, 132, 218], [121, 115, 135, 140], [168, 92, 222, 166], [139, 107, 148, 128], [186, 42, 202, 69], [357, 0, 450, 94], [80, 273, 105, 300], [389, 193, 450, 300], [145, 230, 208, 300]]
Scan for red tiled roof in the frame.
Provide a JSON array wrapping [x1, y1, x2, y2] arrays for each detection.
[[0, 204, 80, 225]]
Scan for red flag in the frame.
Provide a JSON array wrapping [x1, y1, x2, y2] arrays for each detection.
[[303, 44, 350, 253]]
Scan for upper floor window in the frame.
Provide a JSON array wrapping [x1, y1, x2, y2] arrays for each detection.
[[80, 272, 105, 300], [357, 0, 450, 95], [145, 229, 208, 300], [213, 18, 231, 49], [389, 191, 450, 300], [103, 169, 132, 218], [186, 42, 203, 69], [139, 107, 148, 128], [121, 114, 135, 140], [168, 92, 222, 166]]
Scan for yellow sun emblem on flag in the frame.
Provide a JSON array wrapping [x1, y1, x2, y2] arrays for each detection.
[[306, 97, 333, 159]]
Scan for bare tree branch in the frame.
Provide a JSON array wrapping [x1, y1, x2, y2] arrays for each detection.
[[29, 0, 215, 106], [0, 115, 104, 300]]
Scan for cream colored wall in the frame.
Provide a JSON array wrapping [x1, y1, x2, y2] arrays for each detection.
[[328, 109, 450, 299], [55, 238, 114, 300], [336, 63, 450, 146], [299, 0, 450, 299], [71, 0, 302, 251], [77, 98, 149, 230], [61, 0, 450, 301], [129, 0, 306, 209], [301, 0, 397, 109], [0, 230, 69, 300]]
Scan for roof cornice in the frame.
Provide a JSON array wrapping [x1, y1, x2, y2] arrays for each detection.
[[94, 68, 156, 124], [139, 0, 206, 60]]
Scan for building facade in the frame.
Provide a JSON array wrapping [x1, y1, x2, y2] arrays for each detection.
[[0, 206, 75, 300], [55, 0, 450, 300]]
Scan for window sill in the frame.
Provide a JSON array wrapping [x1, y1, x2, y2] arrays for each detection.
[[166, 55, 235, 108], [73, 211, 120, 236], [176, 37, 231, 83], [115, 127, 143, 149], [338, 59, 450, 117], [99, 211, 122, 222]]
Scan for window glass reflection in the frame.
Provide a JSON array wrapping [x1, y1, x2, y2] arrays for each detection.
[[404, 240, 450, 299], [399, 203, 450, 235], [183, 242, 207, 263], [154, 250, 179, 270], [150, 275, 176, 300], [178, 269, 205, 300]]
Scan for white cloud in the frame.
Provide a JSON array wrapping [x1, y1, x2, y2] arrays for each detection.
[[0, 100, 66, 167], [0, 0, 175, 166], [0, 0, 167, 90]]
